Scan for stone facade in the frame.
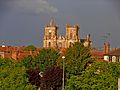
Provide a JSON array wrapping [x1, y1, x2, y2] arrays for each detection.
[[43, 19, 92, 48]]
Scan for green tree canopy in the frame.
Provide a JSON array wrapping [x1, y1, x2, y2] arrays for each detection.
[[23, 45, 36, 51], [64, 42, 92, 75], [65, 61, 120, 90], [35, 48, 60, 71], [0, 58, 36, 90], [20, 55, 34, 68]]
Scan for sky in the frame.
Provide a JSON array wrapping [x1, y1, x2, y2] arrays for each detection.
[[0, 0, 120, 48]]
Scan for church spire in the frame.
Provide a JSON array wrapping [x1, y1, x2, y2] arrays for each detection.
[[49, 19, 56, 26]]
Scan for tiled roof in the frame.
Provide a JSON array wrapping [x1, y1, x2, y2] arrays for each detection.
[[0, 46, 40, 60], [106, 48, 120, 56], [91, 52, 104, 56]]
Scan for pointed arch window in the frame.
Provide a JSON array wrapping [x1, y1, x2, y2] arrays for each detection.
[[48, 32, 52, 39], [48, 42, 51, 47], [70, 32, 72, 39], [69, 42, 73, 47], [58, 42, 62, 48]]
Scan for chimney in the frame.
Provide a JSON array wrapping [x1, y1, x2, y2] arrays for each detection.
[[104, 42, 110, 54]]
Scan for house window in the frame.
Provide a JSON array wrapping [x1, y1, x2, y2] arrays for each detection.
[[116, 56, 119, 62], [109, 56, 112, 62], [104, 56, 109, 61], [118, 56, 120, 62], [112, 56, 116, 62]]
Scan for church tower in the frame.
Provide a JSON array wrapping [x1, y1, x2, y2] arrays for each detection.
[[65, 24, 80, 48], [43, 19, 58, 48], [83, 34, 92, 47]]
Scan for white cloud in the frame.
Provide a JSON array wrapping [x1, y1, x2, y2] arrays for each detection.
[[12, 0, 58, 14]]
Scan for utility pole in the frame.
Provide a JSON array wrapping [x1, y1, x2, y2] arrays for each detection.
[[39, 72, 43, 90], [62, 56, 65, 90]]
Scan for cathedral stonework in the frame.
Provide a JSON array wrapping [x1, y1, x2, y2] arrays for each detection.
[[43, 20, 92, 48]]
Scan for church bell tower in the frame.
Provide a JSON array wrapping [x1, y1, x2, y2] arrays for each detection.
[[43, 19, 58, 48], [65, 24, 80, 48]]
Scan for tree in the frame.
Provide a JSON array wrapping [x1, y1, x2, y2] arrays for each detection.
[[35, 48, 60, 71], [65, 75, 82, 90], [0, 58, 14, 68], [26, 67, 41, 88], [64, 42, 92, 75], [65, 61, 120, 90], [23, 45, 36, 51], [42, 66, 63, 90], [0, 58, 36, 90], [80, 61, 120, 90], [20, 55, 34, 68], [26, 66, 63, 90], [63, 42, 120, 90]]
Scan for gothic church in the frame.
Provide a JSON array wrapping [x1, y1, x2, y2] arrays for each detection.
[[43, 20, 92, 48]]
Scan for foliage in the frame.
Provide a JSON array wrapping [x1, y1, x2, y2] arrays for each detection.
[[65, 75, 82, 90], [0, 48, 61, 90], [64, 42, 91, 75], [0, 58, 14, 68], [35, 48, 60, 71], [23, 45, 36, 51], [26, 65, 63, 90], [21, 48, 61, 89], [26, 67, 41, 87], [65, 61, 120, 90], [20, 55, 34, 68], [0, 58, 36, 90], [42, 66, 63, 90]]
